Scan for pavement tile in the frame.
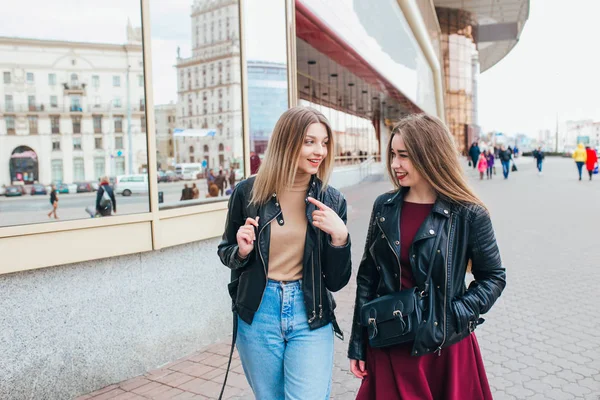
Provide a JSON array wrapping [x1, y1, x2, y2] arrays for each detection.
[[153, 371, 197, 387], [178, 378, 222, 397], [90, 388, 127, 400]]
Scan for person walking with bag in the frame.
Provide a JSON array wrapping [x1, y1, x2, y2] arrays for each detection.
[[348, 114, 505, 400], [47, 185, 59, 219], [572, 143, 587, 181], [218, 106, 352, 400], [498, 145, 512, 179], [96, 176, 116, 217], [585, 146, 597, 181], [534, 147, 545, 175]]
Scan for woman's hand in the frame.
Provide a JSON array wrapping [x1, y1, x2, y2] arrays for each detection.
[[307, 197, 348, 246], [236, 216, 259, 258], [349, 359, 367, 379]]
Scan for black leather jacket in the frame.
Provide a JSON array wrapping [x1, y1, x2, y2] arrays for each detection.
[[218, 175, 352, 337], [348, 188, 505, 360]]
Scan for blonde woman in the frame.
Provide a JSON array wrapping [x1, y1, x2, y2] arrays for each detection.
[[218, 106, 352, 399], [348, 114, 505, 399]]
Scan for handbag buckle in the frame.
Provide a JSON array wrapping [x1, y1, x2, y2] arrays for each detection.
[[392, 310, 403, 318], [368, 317, 378, 339]]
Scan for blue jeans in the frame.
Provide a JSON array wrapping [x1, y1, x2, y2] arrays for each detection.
[[576, 161, 585, 179], [537, 160, 543, 172], [501, 160, 510, 178], [236, 279, 334, 400]]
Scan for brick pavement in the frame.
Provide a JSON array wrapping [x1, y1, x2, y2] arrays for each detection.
[[78, 157, 600, 399]]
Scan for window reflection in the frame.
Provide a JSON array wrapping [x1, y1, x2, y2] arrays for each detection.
[[0, 0, 149, 227], [150, 0, 244, 208]]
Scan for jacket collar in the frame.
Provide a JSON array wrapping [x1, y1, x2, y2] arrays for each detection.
[[377, 188, 453, 259]]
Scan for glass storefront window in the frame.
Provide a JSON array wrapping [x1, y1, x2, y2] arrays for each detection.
[[243, 0, 289, 172], [149, 0, 244, 207], [0, 0, 149, 227]]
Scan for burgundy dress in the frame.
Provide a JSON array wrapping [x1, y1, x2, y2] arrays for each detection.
[[356, 202, 493, 400]]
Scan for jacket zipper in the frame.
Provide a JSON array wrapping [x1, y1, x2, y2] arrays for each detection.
[[377, 221, 401, 280], [436, 213, 453, 356], [308, 254, 317, 323], [318, 229, 323, 320], [256, 210, 282, 312]]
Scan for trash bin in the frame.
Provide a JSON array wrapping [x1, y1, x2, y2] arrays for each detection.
[[158, 191, 164, 203]]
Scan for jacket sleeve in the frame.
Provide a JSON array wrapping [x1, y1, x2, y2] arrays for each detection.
[[217, 184, 253, 270], [348, 200, 380, 361], [456, 206, 506, 320], [321, 194, 351, 292], [95, 187, 102, 212]]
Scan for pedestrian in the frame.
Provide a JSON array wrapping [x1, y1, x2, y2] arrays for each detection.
[[228, 168, 236, 191], [250, 151, 261, 175], [498, 145, 512, 179], [572, 143, 587, 181], [513, 144, 519, 158], [96, 176, 116, 217], [47, 185, 59, 219], [585, 146, 598, 181], [348, 114, 504, 400], [534, 147, 545, 175], [469, 142, 480, 170], [217, 106, 352, 399], [478, 150, 488, 180], [486, 149, 495, 179], [180, 184, 193, 200], [215, 170, 227, 196], [206, 169, 216, 192], [192, 183, 200, 199]]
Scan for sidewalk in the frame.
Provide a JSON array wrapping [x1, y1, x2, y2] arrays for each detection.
[[76, 177, 389, 400]]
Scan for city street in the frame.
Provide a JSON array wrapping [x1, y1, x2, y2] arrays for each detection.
[[78, 157, 600, 400], [0, 180, 230, 227]]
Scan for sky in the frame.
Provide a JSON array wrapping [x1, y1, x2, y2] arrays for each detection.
[[478, 0, 600, 136], [1, 0, 597, 138]]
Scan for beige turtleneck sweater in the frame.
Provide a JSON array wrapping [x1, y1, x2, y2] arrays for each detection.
[[267, 173, 311, 282]]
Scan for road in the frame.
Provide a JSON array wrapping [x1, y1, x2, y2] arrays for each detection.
[[0, 180, 232, 227]]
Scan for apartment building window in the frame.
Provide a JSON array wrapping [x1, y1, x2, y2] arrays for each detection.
[[5, 95, 13, 112], [95, 137, 103, 150], [28, 96, 36, 111], [93, 115, 102, 133], [94, 157, 105, 179], [72, 116, 81, 134], [51, 116, 60, 134], [114, 117, 123, 133], [113, 97, 121, 108], [27, 72, 34, 83], [141, 116, 146, 133], [94, 96, 101, 108], [73, 136, 82, 150], [73, 158, 84, 181], [113, 76, 121, 87], [51, 160, 63, 182], [71, 73, 79, 87], [92, 75, 100, 88], [115, 136, 124, 149], [52, 139, 61, 151], [71, 96, 82, 112], [5, 115, 15, 135], [50, 95, 58, 108], [115, 157, 125, 176], [3, 72, 10, 84], [48, 73, 57, 85], [28, 116, 38, 134]]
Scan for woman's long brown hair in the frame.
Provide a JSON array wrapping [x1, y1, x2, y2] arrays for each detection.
[[386, 114, 486, 209], [250, 106, 334, 205]]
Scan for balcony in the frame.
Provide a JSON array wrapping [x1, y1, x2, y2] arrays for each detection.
[[63, 82, 87, 95]]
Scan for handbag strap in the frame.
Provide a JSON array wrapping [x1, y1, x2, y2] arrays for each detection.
[[217, 311, 238, 400]]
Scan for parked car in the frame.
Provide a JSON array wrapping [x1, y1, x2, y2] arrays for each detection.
[[91, 181, 100, 191], [166, 171, 180, 182], [5, 186, 23, 197], [30, 184, 47, 195], [157, 171, 170, 183], [56, 184, 70, 194], [114, 174, 149, 196], [76, 182, 94, 193]]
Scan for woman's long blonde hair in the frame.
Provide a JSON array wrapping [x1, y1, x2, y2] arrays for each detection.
[[387, 114, 485, 208], [250, 106, 334, 205]]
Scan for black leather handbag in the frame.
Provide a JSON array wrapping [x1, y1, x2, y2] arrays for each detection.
[[360, 232, 442, 349]]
